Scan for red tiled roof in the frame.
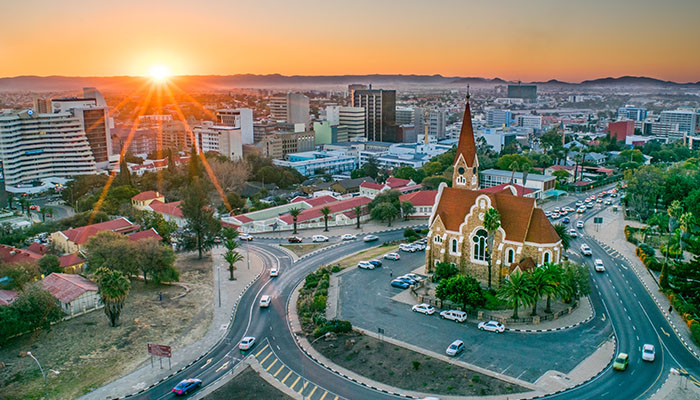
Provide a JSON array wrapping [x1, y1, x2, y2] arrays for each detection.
[[61, 218, 138, 245], [279, 196, 371, 225], [290, 195, 337, 207], [399, 190, 438, 206], [360, 182, 384, 190], [148, 200, 184, 218], [0, 244, 41, 264], [0, 289, 18, 306], [397, 184, 422, 193], [42, 273, 97, 303], [455, 96, 477, 167], [27, 242, 49, 256], [58, 253, 85, 268], [479, 184, 535, 197], [510, 257, 536, 273], [230, 214, 254, 223], [385, 177, 412, 188], [128, 228, 163, 242], [132, 191, 162, 202], [152, 158, 168, 168]]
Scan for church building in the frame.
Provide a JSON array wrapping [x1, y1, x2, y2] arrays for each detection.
[[425, 93, 562, 287]]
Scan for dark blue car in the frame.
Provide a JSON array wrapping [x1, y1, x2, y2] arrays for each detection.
[[369, 259, 382, 268], [562, 217, 570, 224], [172, 378, 202, 395], [390, 279, 410, 289]]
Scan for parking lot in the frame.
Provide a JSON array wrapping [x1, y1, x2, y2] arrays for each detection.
[[336, 246, 612, 383]]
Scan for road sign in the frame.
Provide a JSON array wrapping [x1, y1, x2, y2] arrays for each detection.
[[148, 343, 172, 358], [594, 217, 603, 224]]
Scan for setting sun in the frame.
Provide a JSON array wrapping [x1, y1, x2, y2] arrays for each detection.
[[148, 65, 170, 81]]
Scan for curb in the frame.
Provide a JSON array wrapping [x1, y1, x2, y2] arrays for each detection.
[[506, 296, 595, 333], [253, 224, 427, 240]]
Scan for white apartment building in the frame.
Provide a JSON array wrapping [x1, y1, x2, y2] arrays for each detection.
[[396, 106, 424, 135], [428, 109, 447, 139], [0, 110, 97, 189], [216, 108, 254, 144], [338, 106, 365, 141], [660, 110, 698, 135], [516, 115, 542, 130], [194, 122, 243, 160], [270, 93, 310, 125]]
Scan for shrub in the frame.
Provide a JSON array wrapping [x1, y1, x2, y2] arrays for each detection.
[[331, 265, 341, 273], [412, 361, 421, 370], [313, 319, 352, 337], [691, 321, 700, 346]]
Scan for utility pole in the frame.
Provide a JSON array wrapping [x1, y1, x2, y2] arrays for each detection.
[[27, 352, 49, 400], [217, 266, 221, 307]]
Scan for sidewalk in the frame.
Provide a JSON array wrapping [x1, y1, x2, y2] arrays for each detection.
[[80, 247, 264, 400], [253, 219, 426, 240], [649, 370, 700, 400], [585, 207, 700, 358]]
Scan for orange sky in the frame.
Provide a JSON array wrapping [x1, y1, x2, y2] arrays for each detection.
[[1, 0, 699, 82]]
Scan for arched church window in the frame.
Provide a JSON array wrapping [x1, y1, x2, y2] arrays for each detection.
[[451, 238, 458, 253], [472, 229, 487, 261], [506, 248, 514, 264]]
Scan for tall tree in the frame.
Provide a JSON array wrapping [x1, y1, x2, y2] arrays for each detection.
[[179, 180, 221, 259], [371, 202, 399, 227], [401, 201, 415, 220], [95, 267, 131, 327], [320, 206, 331, 232], [135, 238, 178, 284], [85, 231, 139, 276], [528, 267, 549, 316], [483, 207, 501, 289], [188, 147, 201, 181], [224, 239, 245, 280], [553, 224, 572, 251], [38, 254, 62, 276], [354, 205, 363, 229], [542, 263, 564, 313], [119, 158, 132, 187], [498, 271, 532, 319], [289, 208, 301, 234]]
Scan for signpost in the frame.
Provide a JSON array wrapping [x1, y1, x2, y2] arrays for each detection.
[[148, 343, 172, 369], [594, 217, 603, 232]]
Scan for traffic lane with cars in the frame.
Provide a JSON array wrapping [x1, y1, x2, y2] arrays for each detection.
[[337, 248, 612, 384]]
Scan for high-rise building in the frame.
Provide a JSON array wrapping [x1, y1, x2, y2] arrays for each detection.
[[331, 106, 365, 141], [0, 110, 97, 188], [608, 121, 635, 141], [617, 106, 648, 121], [258, 130, 315, 159], [347, 84, 368, 99], [160, 120, 193, 151], [351, 88, 397, 142], [194, 121, 244, 161], [396, 106, 424, 138], [269, 93, 310, 125], [507, 84, 537, 102], [428, 109, 447, 139], [660, 110, 697, 135], [313, 121, 349, 145], [487, 109, 512, 127], [32, 98, 51, 114], [215, 108, 254, 144]]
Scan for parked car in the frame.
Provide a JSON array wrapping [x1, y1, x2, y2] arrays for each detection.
[[604, 199, 613, 205], [569, 229, 578, 238], [411, 303, 436, 315], [341, 234, 357, 240], [239, 234, 253, 241], [404, 273, 424, 282], [580, 244, 592, 256], [412, 242, 426, 251], [172, 378, 202, 396], [613, 353, 629, 370], [478, 320, 505, 333], [358, 261, 375, 270], [287, 236, 302, 243], [363, 234, 379, 242], [396, 275, 418, 285], [642, 344, 655, 362], [440, 310, 467, 323], [576, 221, 584, 229], [270, 267, 279, 277], [594, 259, 605, 272], [239, 336, 256, 350], [446, 340, 465, 356], [399, 243, 417, 252], [384, 252, 400, 261], [390, 279, 410, 289], [369, 259, 382, 268], [312, 235, 329, 243], [259, 295, 271, 308]]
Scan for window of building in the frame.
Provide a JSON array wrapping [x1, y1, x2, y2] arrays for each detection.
[[506, 248, 514, 265], [456, 175, 466, 185], [433, 235, 442, 244], [451, 238, 458, 254], [472, 229, 488, 261], [543, 251, 551, 264]]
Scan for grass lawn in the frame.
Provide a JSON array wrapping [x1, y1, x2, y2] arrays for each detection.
[[313, 332, 526, 396], [333, 243, 399, 270], [279, 243, 327, 257], [204, 366, 292, 400], [0, 253, 214, 400]]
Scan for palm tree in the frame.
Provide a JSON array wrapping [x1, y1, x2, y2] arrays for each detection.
[[320, 206, 331, 232], [509, 160, 521, 184], [528, 267, 550, 316], [542, 263, 563, 313], [667, 201, 683, 262], [289, 208, 301, 234], [483, 207, 501, 289], [553, 224, 572, 251], [498, 271, 532, 319], [95, 267, 131, 327], [224, 239, 245, 280], [354, 205, 363, 229], [679, 212, 694, 255]]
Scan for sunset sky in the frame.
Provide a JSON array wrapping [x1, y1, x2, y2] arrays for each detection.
[[1, 0, 699, 82]]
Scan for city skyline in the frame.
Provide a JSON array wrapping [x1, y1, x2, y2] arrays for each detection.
[[2, 0, 700, 82]]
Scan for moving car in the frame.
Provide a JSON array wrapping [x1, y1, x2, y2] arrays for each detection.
[[384, 252, 401, 261], [577, 207, 586, 214], [399, 243, 418, 252], [239, 234, 253, 241], [287, 236, 302, 243], [411, 303, 436, 315], [478, 320, 505, 333], [580, 244, 592, 256], [596, 198, 603, 203], [172, 378, 202, 395], [341, 234, 357, 240], [363, 234, 379, 242], [594, 259, 605, 272], [586, 203, 594, 209], [368, 259, 382, 268], [446, 340, 465, 356], [569, 229, 578, 238], [440, 310, 467, 323], [358, 261, 375, 270], [312, 235, 329, 243], [613, 353, 629, 370], [239, 336, 256, 350], [604, 199, 613, 205], [270, 267, 279, 277], [576, 221, 584, 229], [390, 279, 410, 289], [642, 344, 655, 362], [562, 217, 570, 224], [259, 295, 271, 308]]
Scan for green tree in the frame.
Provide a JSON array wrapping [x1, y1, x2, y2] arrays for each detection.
[[289, 208, 301, 234], [421, 176, 451, 190], [0, 286, 63, 344], [85, 231, 139, 276], [542, 263, 564, 313], [38, 254, 62, 276], [137, 211, 178, 244], [135, 238, 178, 284], [498, 271, 532, 319], [223, 236, 245, 280], [483, 207, 501, 289], [435, 274, 486, 311], [320, 206, 331, 232], [527, 267, 550, 316], [679, 212, 695, 254], [226, 192, 246, 212], [560, 261, 591, 303], [553, 223, 572, 251], [95, 267, 131, 327], [188, 147, 201, 181], [401, 201, 415, 220], [119, 158, 132, 187], [180, 180, 221, 259], [552, 170, 570, 182], [354, 205, 363, 229], [422, 161, 443, 176], [370, 202, 399, 227], [433, 261, 459, 282], [0, 262, 38, 291]]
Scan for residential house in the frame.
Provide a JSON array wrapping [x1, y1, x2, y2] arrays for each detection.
[[0, 289, 18, 306], [330, 177, 376, 194], [399, 190, 438, 218], [146, 200, 186, 227], [131, 191, 165, 210], [50, 218, 139, 253], [41, 273, 100, 316]]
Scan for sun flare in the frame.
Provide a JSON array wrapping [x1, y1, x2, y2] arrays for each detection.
[[148, 65, 170, 81]]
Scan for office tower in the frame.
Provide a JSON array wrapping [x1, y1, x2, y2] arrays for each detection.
[[313, 121, 349, 145], [428, 109, 447, 139], [51, 87, 113, 167], [487, 109, 512, 127], [326, 106, 367, 141], [0, 110, 96, 187], [660, 110, 697, 135], [396, 106, 424, 138], [348, 84, 368, 99], [269, 93, 310, 125], [33, 98, 51, 114], [216, 108, 254, 144], [351, 88, 397, 142], [160, 120, 193, 151], [515, 115, 542, 130], [617, 106, 648, 121], [194, 121, 244, 161], [507, 84, 537, 102], [258, 130, 315, 159]]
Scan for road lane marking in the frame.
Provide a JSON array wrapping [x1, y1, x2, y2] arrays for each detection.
[[200, 358, 212, 369], [274, 364, 285, 377], [308, 385, 318, 398], [334, 396, 339, 400], [281, 370, 293, 384], [320, 392, 328, 400], [290, 375, 301, 390], [299, 380, 308, 393], [601, 313, 606, 321], [260, 350, 273, 365], [255, 344, 270, 357], [215, 361, 229, 373], [266, 359, 278, 371], [660, 327, 670, 337]]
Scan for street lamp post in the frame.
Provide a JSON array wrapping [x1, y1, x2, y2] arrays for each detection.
[[27, 351, 49, 400], [245, 228, 251, 270], [217, 266, 221, 307]]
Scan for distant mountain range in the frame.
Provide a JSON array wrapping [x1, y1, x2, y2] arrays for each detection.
[[0, 74, 698, 92]]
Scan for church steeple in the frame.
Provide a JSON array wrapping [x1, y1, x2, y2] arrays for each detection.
[[452, 88, 479, 190]]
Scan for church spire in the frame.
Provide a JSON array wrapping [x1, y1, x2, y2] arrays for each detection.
[[452, 89, 479, 190]]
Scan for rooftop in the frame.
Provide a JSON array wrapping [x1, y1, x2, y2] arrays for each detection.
[[42, 273, 97, 303]]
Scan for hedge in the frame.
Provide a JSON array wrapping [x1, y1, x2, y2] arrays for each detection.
[[624, 225, 639, 245], [636, 245, 662, 271], [691, 321, 700, 346]]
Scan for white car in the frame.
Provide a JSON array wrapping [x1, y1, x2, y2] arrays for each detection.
[[357, 261, 375, 270], [239, 336, 256, 350], [399, 243, 417, 252], [384, 252, 400, 261], [404, 273, 424, 282], [270, 267, 279, 277], [411, 303, 435, 315], [412, 242, 426, 251], [569, 229, 578, 238], [312, 235, 329, 243], [594, 259, 605, 272], [259, 295, 271, 307], [642, 344, 655, 362], [581, 244, 592, 256], [478, 320, 505, 333], [363, 235, 379, 242], [577, 207, 586, 214], [446, 340, 464, 356], [239, 233, 253, 241], [341, 234, 357, 241], [440, 310, 467, 323], [604, 199, 613, 205], [576, 221, 584, 229]]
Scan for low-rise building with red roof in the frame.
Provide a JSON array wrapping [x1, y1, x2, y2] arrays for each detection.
[[50, 217, 139, 254], [359, 178, 419, 199], [41, 273, 100, 316], [0, 244, 42, 265], [399, 191, 438, 218], [479, 183, 536, 198], [131, 191, 165, 210], [278, 196, 372, 230], [0, 289, 18, 306], [58, 254, 86, 273], [127, 228, 163, 242], [145, 200, 186, 227]]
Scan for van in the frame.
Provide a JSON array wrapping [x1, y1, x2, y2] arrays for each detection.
[[439, 310, 467, 323]]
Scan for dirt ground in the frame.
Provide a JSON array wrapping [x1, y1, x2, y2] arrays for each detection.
[[279, 243, 326, 257], [0, 252, 214, 400], [204, 366, 292, 400], [313, 332, 526, 396], [333, 244, 399, 270]]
